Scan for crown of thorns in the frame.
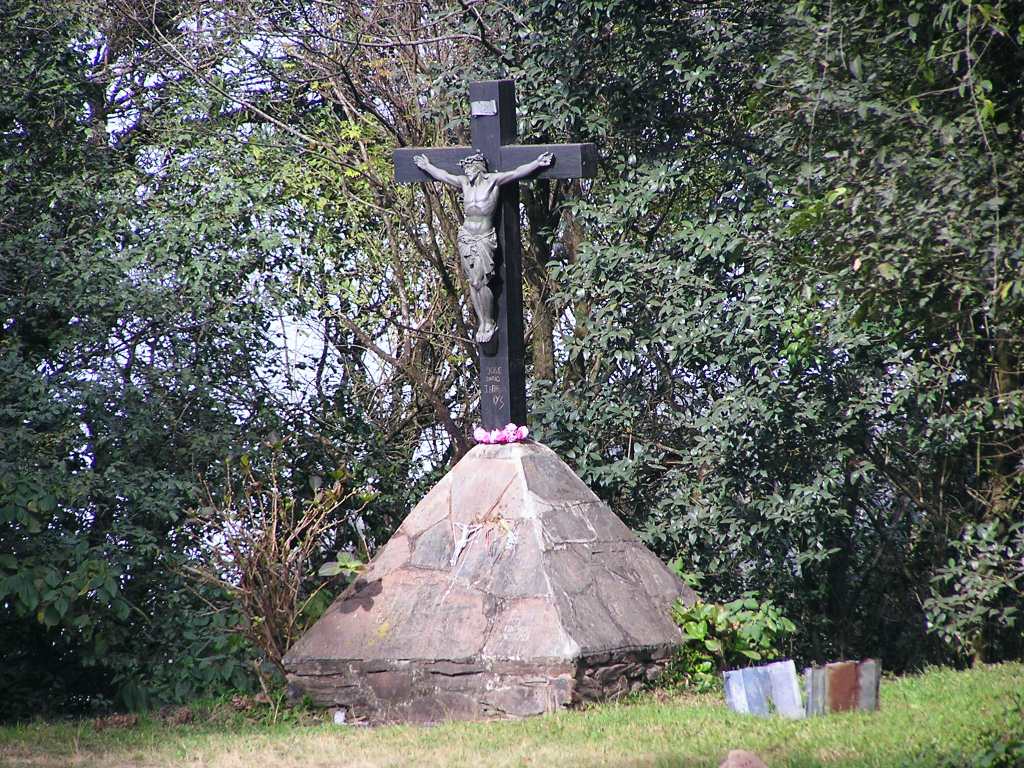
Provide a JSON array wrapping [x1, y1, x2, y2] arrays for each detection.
[[458, 152, 488, 169]]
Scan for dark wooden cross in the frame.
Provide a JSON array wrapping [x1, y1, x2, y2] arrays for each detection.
[[394, 79, 597, 430]]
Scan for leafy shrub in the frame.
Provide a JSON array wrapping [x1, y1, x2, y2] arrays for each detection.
[[187, 446, 365, 689], [109, 584, 259, 712], [663, 594, 796, 692], [924, 520, 1024, 664]]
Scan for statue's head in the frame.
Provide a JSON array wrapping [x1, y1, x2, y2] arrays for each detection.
[[459, 152, 487, 178]]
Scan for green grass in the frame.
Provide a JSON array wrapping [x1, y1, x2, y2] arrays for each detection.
[[1, 663, 1021, 767]]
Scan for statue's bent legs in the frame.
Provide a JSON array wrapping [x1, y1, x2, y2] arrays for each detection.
[[469, 281, 496, 344], [458, 228, 499, 344]]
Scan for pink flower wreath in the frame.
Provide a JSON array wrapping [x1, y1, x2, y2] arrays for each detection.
[[473, 423, 529, 444]]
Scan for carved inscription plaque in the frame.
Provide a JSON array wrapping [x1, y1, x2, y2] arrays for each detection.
[[483, 362, 506, 410]]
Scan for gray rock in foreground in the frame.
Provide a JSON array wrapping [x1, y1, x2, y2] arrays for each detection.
[[284, 441, 696, 723], [720, 750, 769, 768]]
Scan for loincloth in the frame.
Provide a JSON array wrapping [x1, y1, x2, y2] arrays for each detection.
[[457, 226, 497, 286]]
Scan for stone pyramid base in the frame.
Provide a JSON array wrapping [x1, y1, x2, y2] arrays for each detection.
[[286, 648, 675, 723], [284, 441, 696, 724]]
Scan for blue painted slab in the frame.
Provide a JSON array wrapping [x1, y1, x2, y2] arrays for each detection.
[[722, 667, 770, 717], [857, 659, 881, 711], [747, 667, 772, 716]]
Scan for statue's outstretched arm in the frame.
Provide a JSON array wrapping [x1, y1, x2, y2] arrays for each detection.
[[493, 151, 554, 185], [413, 154, 463, 187]]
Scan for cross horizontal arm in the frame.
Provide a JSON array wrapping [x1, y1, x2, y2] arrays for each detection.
[[393, 143, 597, 184], [499, 143, 597, 179], [393, 147, 472, 183]]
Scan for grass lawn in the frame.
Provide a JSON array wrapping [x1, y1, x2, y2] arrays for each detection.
[[1, 663, 1021, 768]]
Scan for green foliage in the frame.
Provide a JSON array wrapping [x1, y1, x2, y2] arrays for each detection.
[[924, 521, 1024, 664], [3, 0, 1024, 719], [664, 594, 796, 692], [522, 0, 1024, 670], [0, 0, 449, 718], [317, 552, 366, 580], [187, 445, 364, 682], [0, 0, 296, 717], [105, 584, 258, 713]]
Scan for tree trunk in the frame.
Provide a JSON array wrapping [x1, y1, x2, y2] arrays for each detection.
[[523, 182, 560, 385]]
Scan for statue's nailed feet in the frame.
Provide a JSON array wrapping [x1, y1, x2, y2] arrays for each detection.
[[475, 319, 497, 344]]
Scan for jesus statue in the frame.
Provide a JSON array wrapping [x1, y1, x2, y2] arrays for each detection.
[[412, 150, 553, 344]]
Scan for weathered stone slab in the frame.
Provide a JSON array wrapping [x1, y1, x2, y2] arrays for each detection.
[[481, 598, 577, 660], [359, 534, 410, 583], [804, 666, 826, 716], [630, 546, 693, 600], [449, 457, 520, 526], [803, 659, 881, 716], [857, 659, 880, 711], [521, 454, 597, 504], [460, 519, 549, 598], [825, 661, 859, 712], [396, 472, 454, 536], [284, 440, 697, 723], [409, 519, 454, 569], [537, 499, 634, 545], [286, 569, 490, 665]]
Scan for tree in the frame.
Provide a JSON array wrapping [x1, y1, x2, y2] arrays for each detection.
[[2, 0, 291, 713], [515, 0, 1024, 666], [4, 0, 1022, 717]]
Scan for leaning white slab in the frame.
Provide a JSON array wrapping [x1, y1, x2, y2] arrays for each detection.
[[724, 659, 804, 719]]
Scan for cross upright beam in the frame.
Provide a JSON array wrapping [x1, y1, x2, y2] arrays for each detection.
[[470, 80, 525, 431], [394, 80, 597, 431]]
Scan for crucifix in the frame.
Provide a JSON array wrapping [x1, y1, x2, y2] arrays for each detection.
[[394, 79, 597, 431]]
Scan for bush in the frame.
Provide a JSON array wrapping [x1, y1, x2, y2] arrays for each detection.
[[663, 593, 796, 692], [924, 520, 1024, 665], [186, 445, 365, 689]]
